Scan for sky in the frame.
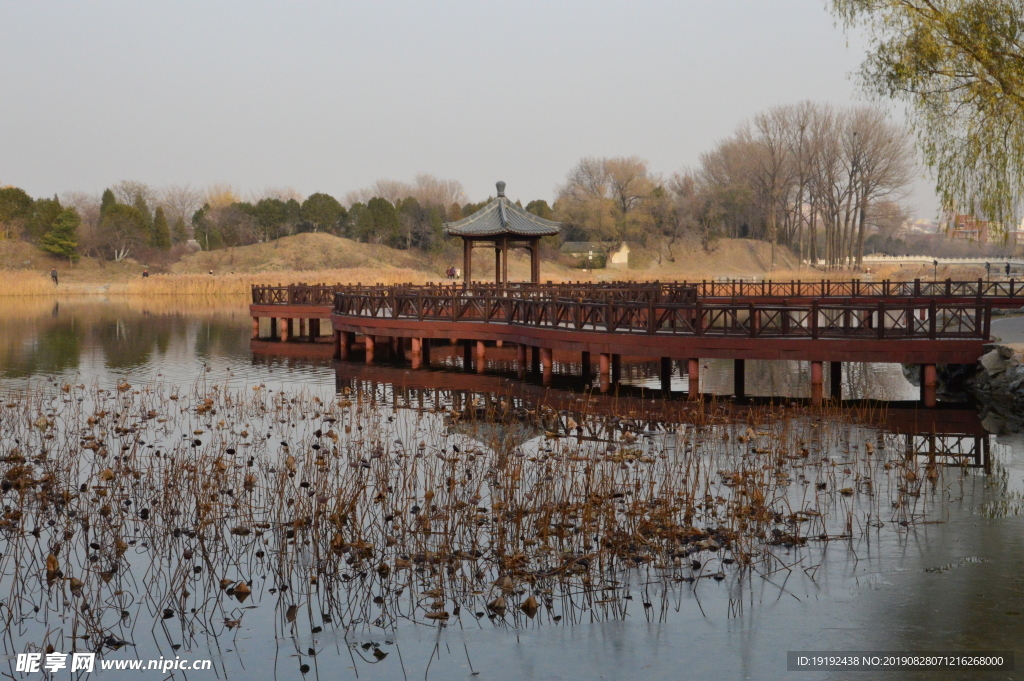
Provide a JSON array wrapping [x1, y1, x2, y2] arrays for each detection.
[[0, 0, 939, 217]]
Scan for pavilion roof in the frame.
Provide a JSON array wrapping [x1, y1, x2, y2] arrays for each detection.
[[444, 181, 561, 238]]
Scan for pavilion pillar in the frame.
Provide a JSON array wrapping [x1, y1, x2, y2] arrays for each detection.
[[530, 239, 540, 284], [476, 340, 486, 374], [251, 317, 260, 340], [463, 238, 473, 285], [687, 358, 700, 401], [599, 353, 611, 393], [501, 237, 509, 287], [811, 361, 823, 406], [734, 359, 745, 399], [495, 246, 502, 285], [830, 361, 842, 401], [517, 343, 527, 378], [660, 357, 672, 395]]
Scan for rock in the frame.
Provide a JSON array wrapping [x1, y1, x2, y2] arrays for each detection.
[[980, 350, 1007, 377], [982, 413, 1009, 434], [998, 346, 1015, 359]]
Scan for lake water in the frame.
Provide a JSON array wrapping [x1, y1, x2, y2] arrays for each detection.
[[0, 297, 1021, 681]]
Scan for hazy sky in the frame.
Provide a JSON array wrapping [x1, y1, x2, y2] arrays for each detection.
[[0, 0, 938, 216]]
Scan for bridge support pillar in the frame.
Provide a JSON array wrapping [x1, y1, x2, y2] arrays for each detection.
[[476, 341, 486, 373], [364, 335, 375, 364], [411, 338, 422, 369], [391, 336, 403, 361], [421, 338, 430, 366], [517, 344, 527, 378], [734, 359, 745, 399], [310, 318, 320, 341], [612, 354, 621, 384], [810, 361, 824, 406], [540, 348, 553, 386], [463, 341, 473, 371], [252, 317, 260, 340], [830, 361, 842, 401], [299, 318, 307, 340], [599, 353, 611, 392], [582, 351, 592, 381], [687, 358, 700, 401], [270, 317, 278, 340], [660, 357, 672, 396], [279, 318, 290, 342], [333, 330, 342, 360], [921, 363, 937, 407], [531, 346, 540, 375]]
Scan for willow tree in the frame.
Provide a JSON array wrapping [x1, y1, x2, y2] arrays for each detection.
[[831, 0, 1024, 228]]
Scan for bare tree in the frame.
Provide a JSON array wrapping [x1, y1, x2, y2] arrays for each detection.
[[158, 184, 203, 237]]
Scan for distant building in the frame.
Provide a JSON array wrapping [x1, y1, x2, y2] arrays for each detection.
[[560, 241, 603, 258], [559, 241, 631, 269], [608, 243, 630, 268], [948, 214, 990, 244]]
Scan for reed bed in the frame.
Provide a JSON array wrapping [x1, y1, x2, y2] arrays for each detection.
[[0, 268, 435, 298], [0, 377, 976, 673]]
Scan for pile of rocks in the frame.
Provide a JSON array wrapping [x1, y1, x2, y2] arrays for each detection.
[[971, 344, 1024, 433]]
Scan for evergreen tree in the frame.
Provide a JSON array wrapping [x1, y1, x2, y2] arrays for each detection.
[[0, 186, 33, 239], [151, 207, 171, 249], [26, 196, 63, 243], [39, 208, 80, 262], [171, 216, 188, 244], [300, 192, 346, 233], [100, 189, 117, 218]]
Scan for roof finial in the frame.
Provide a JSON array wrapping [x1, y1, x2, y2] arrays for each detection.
[[496, 180, 506, 197]]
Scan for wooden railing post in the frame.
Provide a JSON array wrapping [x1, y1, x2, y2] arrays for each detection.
[[811, 301, 819, 340], [929, 299, 937, 339], [877, 301, 885, 340]]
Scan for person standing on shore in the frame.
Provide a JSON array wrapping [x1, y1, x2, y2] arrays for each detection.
[[50, 268, 58, 286]]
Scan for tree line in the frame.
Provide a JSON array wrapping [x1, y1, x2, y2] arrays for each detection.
[[1, 103, 916, 269], [555, 102, 915, 269]]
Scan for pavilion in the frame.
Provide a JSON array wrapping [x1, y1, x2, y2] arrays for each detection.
[[444, 181, 561, 285]]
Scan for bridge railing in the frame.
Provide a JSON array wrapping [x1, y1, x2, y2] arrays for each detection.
[[692, 277, 1022, 299], [334, 289, 992, 341], [255, 282, 699, 306], [256, 278, 1024, 307]]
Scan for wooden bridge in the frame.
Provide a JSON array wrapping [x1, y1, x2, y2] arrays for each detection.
[[249, 280, 1006, 407]]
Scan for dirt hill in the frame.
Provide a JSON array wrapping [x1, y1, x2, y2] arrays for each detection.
[[171, 233, 436, 275]]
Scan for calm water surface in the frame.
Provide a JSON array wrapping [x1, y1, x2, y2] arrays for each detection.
[[0, 297, 1021, 681]]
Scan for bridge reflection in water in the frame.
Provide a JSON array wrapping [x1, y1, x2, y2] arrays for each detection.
[[249, 347, 991, 475]]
